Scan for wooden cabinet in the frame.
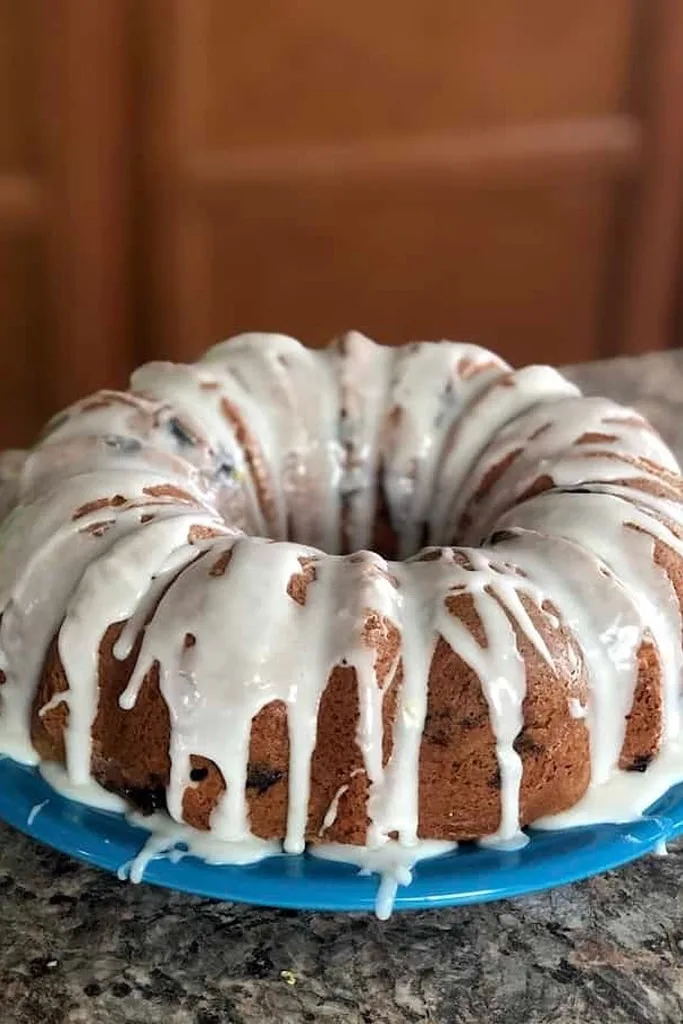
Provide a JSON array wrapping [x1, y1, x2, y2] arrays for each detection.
[[1, 0, 683, 446], [0, 0, 129, 446]]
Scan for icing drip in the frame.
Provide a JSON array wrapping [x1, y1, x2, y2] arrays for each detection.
[[0, 470, 211, 762], [40, 761, 128, 812], [119, 810, 281, 884], [118, 542, 404, 852], [369, 548, 556, 847], [319, 770, 363, 834], [57, 513, 228, 785], [26, 799, 48, 827], [202, 334, 344, 553], [493, 529, 645, 786], [311, 839, 457, 920], [496, 490, 683, 745], [334, 331, 394, 552], [535, 733, 683, 830]]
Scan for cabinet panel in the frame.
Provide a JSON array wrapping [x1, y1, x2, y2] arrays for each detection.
[[206, 0, 636, 149], [204, 178, 613, 367], [0, 1, 679, 455], [0, 236, 41, 446], [0, 0, 40, 170]]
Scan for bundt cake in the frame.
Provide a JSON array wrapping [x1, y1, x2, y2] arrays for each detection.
[[1, 332, 683, 878]]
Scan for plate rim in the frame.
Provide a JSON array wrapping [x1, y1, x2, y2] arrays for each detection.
[[1, 757, 682, 913]]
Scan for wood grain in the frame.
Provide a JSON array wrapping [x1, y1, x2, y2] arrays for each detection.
[[205, 0, 635, 147], [140, 0, 214, 363], [39, 0, 131, 412], [206, 179, 614, 367], [2, 0, 683, 449], [0, 0, 39, 170], [0, 175, 43, 231], [621, 0, 683, 352], [0, 236, 39, 445], [141, 0, 644, 365], [189, 117, 640, 188]]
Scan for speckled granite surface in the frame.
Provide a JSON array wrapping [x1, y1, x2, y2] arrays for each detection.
[[2, 348, 683, 1024]]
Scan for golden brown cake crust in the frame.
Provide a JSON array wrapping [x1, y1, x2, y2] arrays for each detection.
[[29, 506, 671, 844], [32, 585, 602, 844], [417, 593, 591, 840]]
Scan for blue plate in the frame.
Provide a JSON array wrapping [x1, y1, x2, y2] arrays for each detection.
[[1, 757, 682, 912]]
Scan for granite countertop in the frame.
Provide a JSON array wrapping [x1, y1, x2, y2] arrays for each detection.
[[2, 349, 683, 1024]]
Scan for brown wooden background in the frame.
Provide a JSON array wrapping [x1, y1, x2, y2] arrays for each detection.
[[1, 0, 683, 448]]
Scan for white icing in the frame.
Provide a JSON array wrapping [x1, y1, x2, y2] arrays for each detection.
[[39, 761, 128, 812], [119, 810, 281, 884], [0, 331, 682, 917], [459, 396, 679, 545], [0, 470, 211, 762], [496, 491, 683, 746], [430, 365, 580, 545], [493, 529, 646, 786], [535, 735, 683, 830], [0, 449, 27, 520], [130, 361, 277, 538], [202, 333, 343, 553], [569, 698, 588, 720], [379, 341, 507, 558], [477, 830, 530, 852], [27, 799, 49, 826], [319, 771, 363, 834], [334, 331, 394, 552], [311, 838, 456, 920], [58, 513, 228, 784]]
